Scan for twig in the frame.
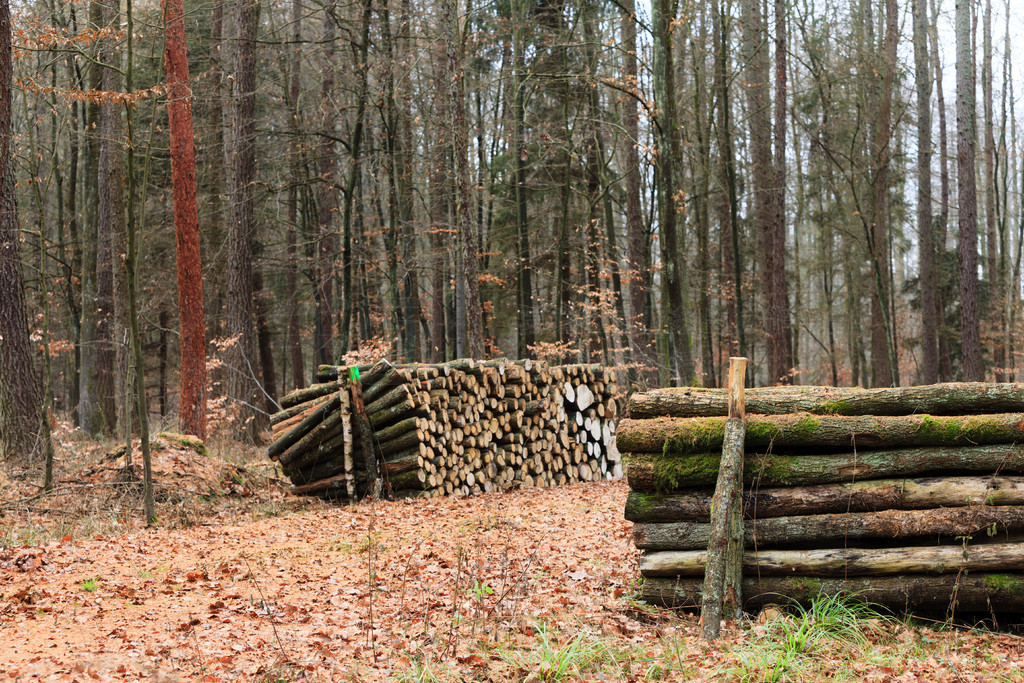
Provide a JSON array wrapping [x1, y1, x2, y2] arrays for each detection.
[[242, 555, 290, 665]]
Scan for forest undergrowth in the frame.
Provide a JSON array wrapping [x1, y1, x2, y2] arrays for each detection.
[[2, 425, 1024, 682]]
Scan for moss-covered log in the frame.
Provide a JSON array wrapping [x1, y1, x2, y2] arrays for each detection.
[[616, 413, 1024, 454], [641, 542, 1024, 577], [640, 573, 1024, 612], [625, 443, 1024, 491], [628, 383, 1024, 418], [625, 476, 1024, 523], [633, 505, 1024, 550]]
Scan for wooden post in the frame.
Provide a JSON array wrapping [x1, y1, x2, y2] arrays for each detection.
[[350, 366, 382, 499], [338, 371, 355, 500], [701, 356, 747, 640]]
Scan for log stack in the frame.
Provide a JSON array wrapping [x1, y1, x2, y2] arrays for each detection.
[[268, 359, 622, 499], [620, 383, 1024, 614]]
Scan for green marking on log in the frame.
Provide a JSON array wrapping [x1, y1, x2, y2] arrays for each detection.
[[811, 399, 855, 416], [983, 574, 1024, 595], [350, 366, 360, 380]]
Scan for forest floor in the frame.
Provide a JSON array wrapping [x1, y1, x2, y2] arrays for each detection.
[[3, 426, 1024, 681]]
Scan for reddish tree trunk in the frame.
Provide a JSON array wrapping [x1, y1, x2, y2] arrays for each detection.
[[163, 0, 207, 439]]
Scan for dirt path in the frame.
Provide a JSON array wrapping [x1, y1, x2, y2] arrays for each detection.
[[1, 480, 643, 680]]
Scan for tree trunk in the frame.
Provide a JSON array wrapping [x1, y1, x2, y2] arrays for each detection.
[[982, 0, 1003, 381], [914, 0, 938, 385], [78, 0, 103, 435], [768, 0, 793, 386], [626, 443, 1024, 491], [315, 3, 338, 366], [625, 475, 1024, 523], [163, 0, 207, 439], [957, 0, 982, 381], [651, 0, 694, 385], [0, 0, 42, 460], [868, 0, 899, 387], [339, 0, 373, 356], [929, 0, 954, 381], [225, 0, 262, 438], [744, 0, 789, 385], [622, 0, 650, 373], [444, 0, 483, 359], [633, 505, 1024, 550], [627, 382, 1024, 418], [512, 0, 533, 359], [95, 0, 122, 437], [428, 34, 448, 363], [284, 0, 304, 392], [714, 0, 742, 364]]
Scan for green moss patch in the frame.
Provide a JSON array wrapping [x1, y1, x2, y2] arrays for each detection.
[[662, 420, 727, 455], [983, 574, 1024, 595], [811, 400, 855, 416], [649, 453, 720, 491]]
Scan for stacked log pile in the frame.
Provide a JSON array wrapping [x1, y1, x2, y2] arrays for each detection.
[[620, 383, 1024, 614], [268, 359, 622, 499]]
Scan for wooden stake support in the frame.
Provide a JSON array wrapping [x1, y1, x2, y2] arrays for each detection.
[[701, 356, 747, 641]]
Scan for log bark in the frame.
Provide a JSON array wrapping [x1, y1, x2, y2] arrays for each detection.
[[270, 394, 331, 426], [267, 396, 340, 459], [373, 415, 425, 443], [616, 413, 1024, 454], [377, 429, 422, 458], [701, 415, 745, 639], [280, 380, 341, 409], [642, 542, 1024, 577], [628, 383, 1024, 418], [625, 476, 1024, 522], [641, 573, 1024, 613], [633, 505, 1024, 550], [368, 397, 424, 428], [625, 444, 1024, 491], [278, 411, 343, 469]]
